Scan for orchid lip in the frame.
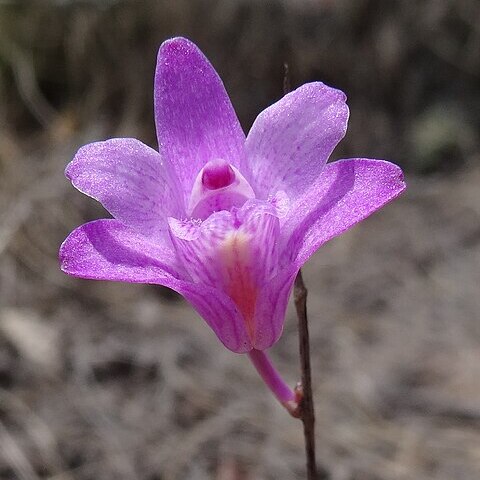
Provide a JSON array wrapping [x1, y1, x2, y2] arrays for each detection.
[[187, 159, 255, 220]]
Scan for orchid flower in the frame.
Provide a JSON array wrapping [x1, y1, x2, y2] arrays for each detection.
[[60, 37, 405, 407]]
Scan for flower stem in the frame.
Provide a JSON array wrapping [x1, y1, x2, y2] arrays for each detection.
[[294, 269, 318, 479], [247, 349, 300, 417]]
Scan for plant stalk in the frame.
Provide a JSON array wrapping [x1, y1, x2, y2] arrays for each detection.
[[294, 269, 318, 480]]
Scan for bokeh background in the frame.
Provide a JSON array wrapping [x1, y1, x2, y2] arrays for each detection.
[[1, 1, 479, 479]]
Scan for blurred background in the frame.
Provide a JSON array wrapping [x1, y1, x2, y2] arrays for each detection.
[[0, 0, 479, 479]]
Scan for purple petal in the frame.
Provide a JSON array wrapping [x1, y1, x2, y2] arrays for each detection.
[[244, 82, 349, 199], [253, 266, 298, 350], [283, 158, 406, 266], [168, 211, 235, 288], [180, 284, 252, 353], [59, 219, 185, 282], [66, 138, 183, 240], [236, 201, 281, 285], [155, 37, 245, 203], [60, 219, 251, 352]]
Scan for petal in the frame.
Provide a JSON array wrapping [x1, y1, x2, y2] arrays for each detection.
[[169, 201, 281, 344], [168, 211, 235, 288], [180, 284, 252, 353], [59, 219, 185, 282], [66, 138, 183, 239], [282, 158, 406, 266], [236, 200, 281, 284], [252, 266, 298, 351], [60, 219, 251, 352], [244, 82, 349, 199], [154, 37, 245, 202]]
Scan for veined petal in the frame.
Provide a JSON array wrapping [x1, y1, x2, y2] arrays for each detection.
[[235, 200, 281, 284], [60, 219, 185, 282], [283, 158, 406, 266], [154, 37, 245, 202], [252, 266, 298, 351], [180, 284, 252, 353], [60, 219, 251, 352], [244, 82, 349, 199], [66, 138, 183, 240], [169, 202, 281, 343], [168, 211, 235, 287]]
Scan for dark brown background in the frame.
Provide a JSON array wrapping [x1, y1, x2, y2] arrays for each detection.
[[0, 1, 479, 479]]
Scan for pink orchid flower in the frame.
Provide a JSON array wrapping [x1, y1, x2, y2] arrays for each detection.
[[60, 37, 405, 406]]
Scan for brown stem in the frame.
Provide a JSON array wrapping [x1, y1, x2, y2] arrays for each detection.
[[294, 269, 318, 480]]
